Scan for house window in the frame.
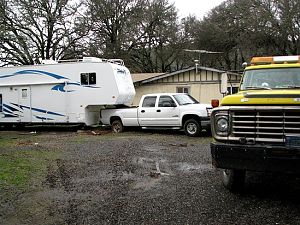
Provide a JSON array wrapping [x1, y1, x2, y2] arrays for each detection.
[[142, 96, 157, 107], [158, 96, 176, 107], [227, 86, 239, 95], [177, 87, 190, 94], [81, 72, 96, 85], [0, 94, 2, 112]]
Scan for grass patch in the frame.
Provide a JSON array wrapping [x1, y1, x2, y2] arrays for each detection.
[[0, 149, 59, 189], [0, 136, 20, 148], [0, 131, 38, 148]]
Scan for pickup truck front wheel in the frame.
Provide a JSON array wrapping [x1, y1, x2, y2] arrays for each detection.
[[184, 119, 201, 137], [222, 169, 245, 192], [111, 120, 124, 133]]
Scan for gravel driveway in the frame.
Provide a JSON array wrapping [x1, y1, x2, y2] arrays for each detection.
[[1, 129, 300, 225]]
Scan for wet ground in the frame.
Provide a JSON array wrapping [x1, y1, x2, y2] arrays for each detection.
[[1, 129, 300, 225]]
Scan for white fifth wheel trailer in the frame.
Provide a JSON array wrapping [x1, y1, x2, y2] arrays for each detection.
[[0, 57, 135, 126]]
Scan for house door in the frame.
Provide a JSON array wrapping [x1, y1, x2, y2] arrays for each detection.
[[18, 87, 32, 122]]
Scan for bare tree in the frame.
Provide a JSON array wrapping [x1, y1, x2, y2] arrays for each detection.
[[87, 0, 183, 72], [0, 0, 91, 66], [183, 0, 300, 71], [87, 0, 145, 58], [129, 0, 182, 72]]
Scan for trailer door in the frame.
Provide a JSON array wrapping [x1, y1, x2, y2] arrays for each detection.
[[18, 87, 32, 122]]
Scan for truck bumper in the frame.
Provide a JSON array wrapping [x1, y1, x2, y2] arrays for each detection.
[[201, 117, 211, 130], [211, 142, 300, 173]]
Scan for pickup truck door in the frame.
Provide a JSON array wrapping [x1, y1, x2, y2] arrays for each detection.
[[138, 95, 180, 126], [155, 95, 180, 126], [138, 96, 158, 126]]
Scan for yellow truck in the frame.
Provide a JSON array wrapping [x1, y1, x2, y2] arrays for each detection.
[[211, 55, 300, 192]]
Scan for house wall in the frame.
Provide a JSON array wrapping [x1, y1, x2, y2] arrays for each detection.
[[133, 83, 220, 105], [132, 69, 240, 105]]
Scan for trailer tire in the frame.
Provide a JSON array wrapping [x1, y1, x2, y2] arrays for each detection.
[[222, 169, 245, 193], [184, 119, 201, 137], [111, 120, 124, 133]]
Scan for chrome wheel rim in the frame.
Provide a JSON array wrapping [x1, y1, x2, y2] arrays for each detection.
[[113, 123, 121, 132], [187, 123, 197, 134]]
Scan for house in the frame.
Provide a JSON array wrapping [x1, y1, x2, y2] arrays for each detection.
[[131, 66, 241, 105]]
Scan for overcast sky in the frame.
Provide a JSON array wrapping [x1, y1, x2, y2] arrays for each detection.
[[171, 0, 226, 19]]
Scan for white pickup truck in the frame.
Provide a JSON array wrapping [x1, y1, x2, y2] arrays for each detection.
[[100, 93, 212, 136]]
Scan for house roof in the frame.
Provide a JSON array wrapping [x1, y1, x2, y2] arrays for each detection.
[[132, 66, 241, 84], [131, 73, 164, 83]]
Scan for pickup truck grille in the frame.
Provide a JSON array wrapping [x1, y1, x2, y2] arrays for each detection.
[[231, 108, 300, 143]]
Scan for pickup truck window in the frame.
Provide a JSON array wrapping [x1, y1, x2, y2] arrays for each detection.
[[173, 94, 199, 105], [142, 96, 157, 107], [158, 96, 176, 107]]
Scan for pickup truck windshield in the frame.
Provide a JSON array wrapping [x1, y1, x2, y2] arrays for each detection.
[[173, 94, 199, 105], [240, 68, 300, 90]]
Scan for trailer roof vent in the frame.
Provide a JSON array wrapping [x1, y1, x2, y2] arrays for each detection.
[[82, 57, 103, 63], [107, 59, 124, 66], [41, 59, 58, 64]]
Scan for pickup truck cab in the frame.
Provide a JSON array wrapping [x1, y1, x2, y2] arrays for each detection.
[[100, 93, 212, 136]]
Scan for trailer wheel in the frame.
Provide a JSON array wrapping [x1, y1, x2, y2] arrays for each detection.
[[184, 119, 201, 137], [111, 120, 124, 133], [222, 169, 245, 192]]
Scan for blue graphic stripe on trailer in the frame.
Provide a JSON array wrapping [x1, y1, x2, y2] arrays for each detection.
[[11, 103, 25, 110], [0, 70, 69, 80], [3, 108, 18, 116], [51, 82, 100, 92], [68, 82, 80, 86], [3, 107, 14, 114], [15, 70, 69, 80], [3, 104, 20, 112], [83, 85, 100, 88], [10, 103, 65, 117], [35, 116, 54, 121], [51, 84, 75, 92], [4, 114, 18, 118], [0, 74, 15, 78], [52, 84, 67, 92]]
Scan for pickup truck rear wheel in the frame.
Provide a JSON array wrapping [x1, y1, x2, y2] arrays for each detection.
[[222, 169, 245, 192], [111, 120, 124, 133], [184, 119, 201, 137]]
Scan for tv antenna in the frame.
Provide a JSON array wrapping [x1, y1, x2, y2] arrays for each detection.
[[184, 49, 223, 70]]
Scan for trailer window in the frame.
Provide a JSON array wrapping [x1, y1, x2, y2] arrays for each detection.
[[142, 96, 157, 107], [81, 73, 96, 85], [0, 94, 2, 112]]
